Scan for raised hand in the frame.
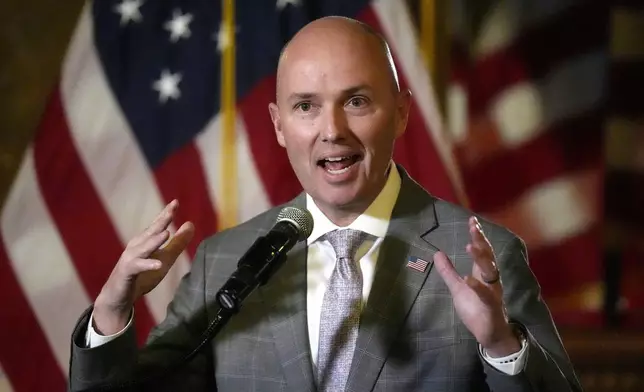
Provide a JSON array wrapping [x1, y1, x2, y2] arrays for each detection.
[[93, 200, 195, 335], [433, 216, 521, 357]]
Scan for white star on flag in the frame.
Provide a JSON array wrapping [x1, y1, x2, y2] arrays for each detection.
[[152, 70, 182, 103], [276, 0, 301, 10], [164, 9, 193, 42], [114, 0, 143, 25]]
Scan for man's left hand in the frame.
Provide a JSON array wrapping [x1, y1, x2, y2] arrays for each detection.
[[433, 216, 521, 357]]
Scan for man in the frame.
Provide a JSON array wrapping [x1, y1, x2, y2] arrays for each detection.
[[69, 16, 583, 392]]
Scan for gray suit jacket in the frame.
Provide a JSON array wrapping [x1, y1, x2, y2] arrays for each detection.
[[69, 166, 583, 392]]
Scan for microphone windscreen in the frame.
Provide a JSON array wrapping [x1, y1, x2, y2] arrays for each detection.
[[276, 206, 314, 240]]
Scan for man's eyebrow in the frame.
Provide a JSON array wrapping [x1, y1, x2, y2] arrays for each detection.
[[343, 85, 373, 95], [286, 92, 318, 102]]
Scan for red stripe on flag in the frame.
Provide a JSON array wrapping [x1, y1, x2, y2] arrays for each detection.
[[33, 90, 156, 345], [359, 7, 459, 203], [528, 226, 602, 298], [154, 142, 218, 256], [457, 112, 603, 213], [238, 75, 303, 206], [392, 105, 459, 203], [0, 239, 66, 392]]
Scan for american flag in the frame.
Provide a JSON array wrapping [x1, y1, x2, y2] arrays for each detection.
[[407, 256, 430, 273], [444, 0, 607, 325], [0, 0, 462, 390]]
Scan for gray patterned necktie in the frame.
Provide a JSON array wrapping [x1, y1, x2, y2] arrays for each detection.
[[317, 229, 368, 392]]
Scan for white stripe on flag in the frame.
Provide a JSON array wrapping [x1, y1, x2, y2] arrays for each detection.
[[447, 84, 469, 143], [60, 4, 190, 323], [0, 363, 14, 392], [487, 169, 599, 248], [0, 150, 91, 374], [372, 0, 467, 200], [196, 113, 272, 225]]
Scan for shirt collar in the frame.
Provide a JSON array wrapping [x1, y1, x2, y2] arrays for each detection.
[[306, 162, 402, 244]]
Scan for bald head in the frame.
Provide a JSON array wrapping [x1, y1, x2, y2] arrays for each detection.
[[275, 16, 400, 100]]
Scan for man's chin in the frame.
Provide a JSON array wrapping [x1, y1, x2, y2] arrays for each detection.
[[313, 187, 365, 211]]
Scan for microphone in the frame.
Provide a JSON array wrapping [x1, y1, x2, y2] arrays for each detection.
[[215, 206, 314, 313]]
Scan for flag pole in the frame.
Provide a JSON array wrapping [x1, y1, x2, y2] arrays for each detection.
[[419, 0, 471, 209], [219, 0, 238, 230], [419, 0, 444, 114]]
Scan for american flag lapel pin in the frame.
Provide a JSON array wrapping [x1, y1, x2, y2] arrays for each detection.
[[407, 256, 429, 273]]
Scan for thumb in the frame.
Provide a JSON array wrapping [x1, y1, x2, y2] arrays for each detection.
[[433, 251, 464, 293]]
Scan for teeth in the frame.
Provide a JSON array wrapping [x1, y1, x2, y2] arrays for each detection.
[[325, 156, 348, 162], [326, 166, 352, 174]]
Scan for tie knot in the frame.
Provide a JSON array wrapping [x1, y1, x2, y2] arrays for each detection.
[[325, 229, 368, 260]]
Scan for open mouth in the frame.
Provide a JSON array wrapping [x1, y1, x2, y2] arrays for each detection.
[[317, 154, 362, 175]]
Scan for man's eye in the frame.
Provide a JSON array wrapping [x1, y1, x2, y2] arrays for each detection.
[[347, 97, 367, 107], [296, 102, 312, 112]]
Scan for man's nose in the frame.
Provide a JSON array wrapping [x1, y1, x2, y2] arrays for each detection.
[[321, 105, 350, 142]]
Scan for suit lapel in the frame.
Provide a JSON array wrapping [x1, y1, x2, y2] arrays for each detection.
[[346, 168, 441, 392], [259, 194, 317, 392]]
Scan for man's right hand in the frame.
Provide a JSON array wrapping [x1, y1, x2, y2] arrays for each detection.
[[93, 200, 195, 336]]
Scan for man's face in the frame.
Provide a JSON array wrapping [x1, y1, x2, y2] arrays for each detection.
[[269, 26, 410, 212]]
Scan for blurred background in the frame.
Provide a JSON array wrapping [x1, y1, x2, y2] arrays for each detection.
[[0, 0, 642, 391]]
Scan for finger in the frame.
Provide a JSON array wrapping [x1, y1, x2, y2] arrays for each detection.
[[147, 199, 179, 235], [469, 217, 494, 256], [124, 258, 163, 278], [433, 251, 465, 293], [131, 200, 179, 246], [463, 276, 496, 306], [132, 230, 170, 258], [471, 260, 483, 281], [466, 241, 498, 277], [467, 219, 498, 280], [155, 221, 195, 262], [472, 261, 502, 289]]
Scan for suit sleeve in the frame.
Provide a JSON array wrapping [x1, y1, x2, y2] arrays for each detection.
[[68, 240, 216, 392], [481, 236, 584, 392]]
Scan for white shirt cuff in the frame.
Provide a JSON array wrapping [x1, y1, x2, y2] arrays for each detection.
[[85, 308, 134, 348], [479, 337, 528, 375]]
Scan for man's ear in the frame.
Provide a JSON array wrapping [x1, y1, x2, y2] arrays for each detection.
[[268, 102, 286, 147], [395, 89, 412, 138]]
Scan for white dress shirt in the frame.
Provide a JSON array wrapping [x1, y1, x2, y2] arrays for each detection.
[[87, 163, 527, 375]]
